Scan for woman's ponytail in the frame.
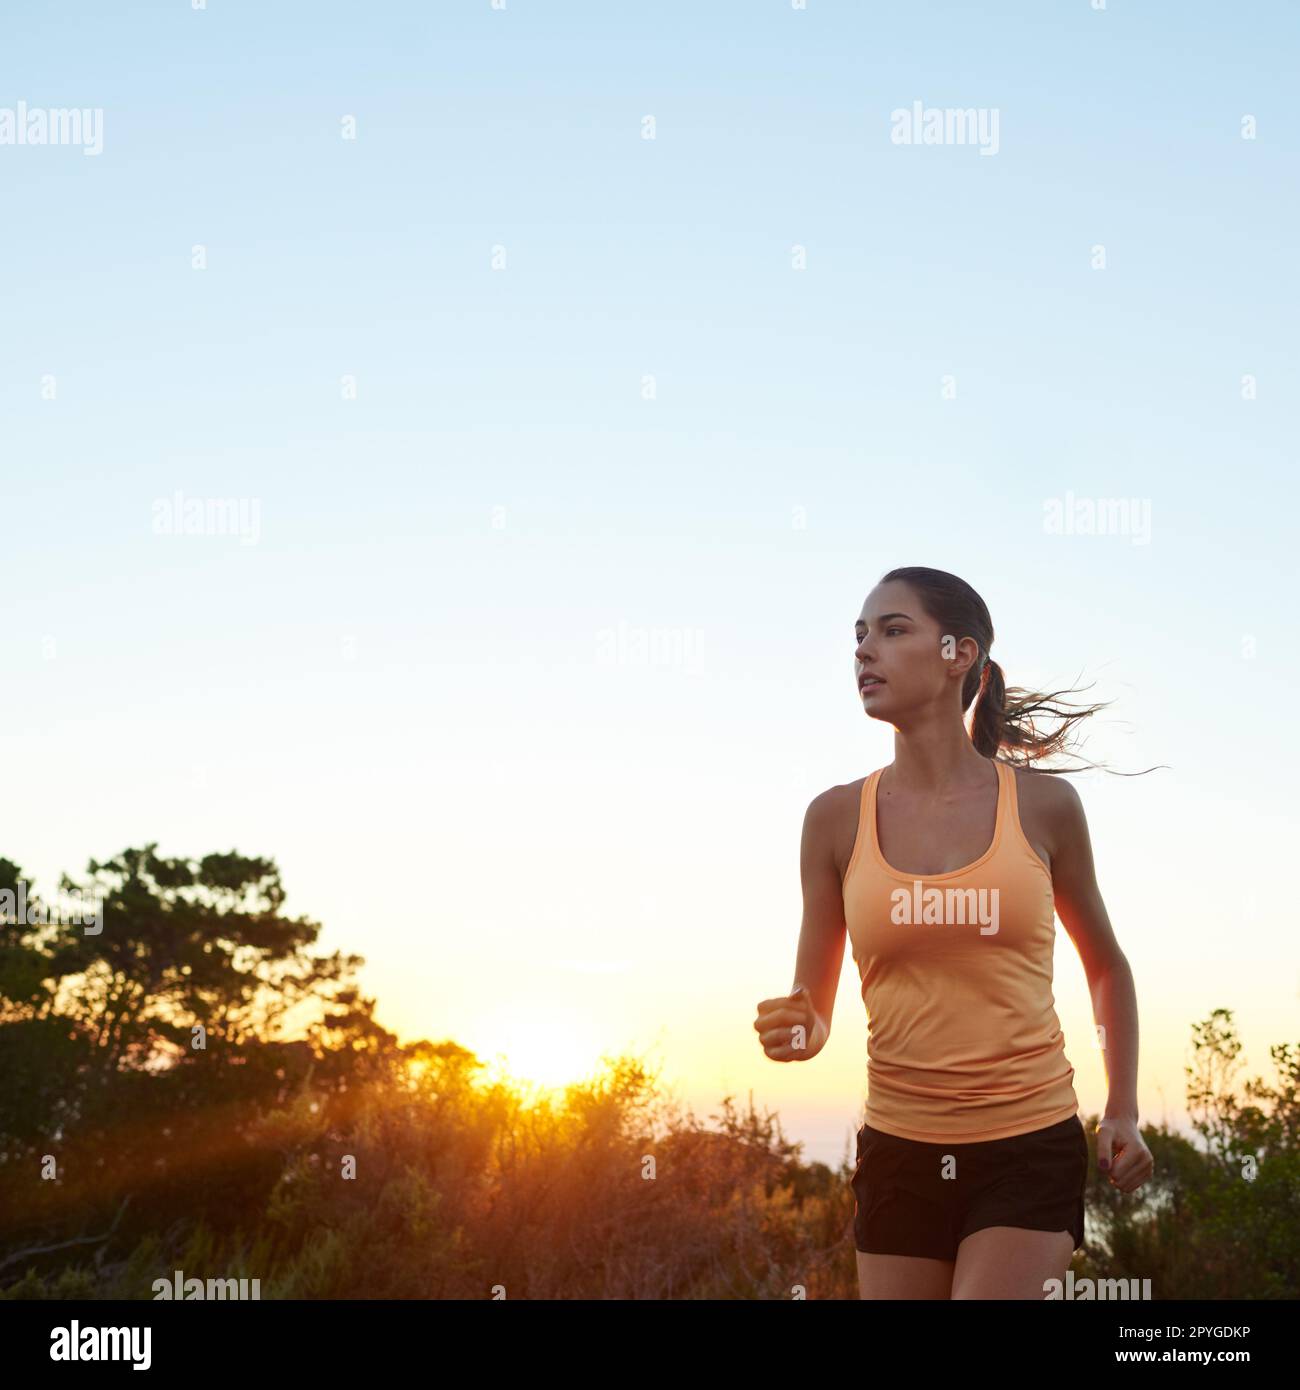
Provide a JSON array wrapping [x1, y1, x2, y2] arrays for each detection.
[[879, 566, 1152, 775]]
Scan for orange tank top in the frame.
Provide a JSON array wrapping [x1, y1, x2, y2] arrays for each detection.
[[842, 757, 1079, 1142]]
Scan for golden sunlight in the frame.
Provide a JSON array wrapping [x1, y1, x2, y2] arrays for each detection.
[[471, 1009, 607, 1093]]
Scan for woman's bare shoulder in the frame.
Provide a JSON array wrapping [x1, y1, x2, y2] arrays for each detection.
[[806, 775, 869, 820], [805, 776, 875, 881], [827, 769, 881, 805], [1008, 762, 1085, 840]]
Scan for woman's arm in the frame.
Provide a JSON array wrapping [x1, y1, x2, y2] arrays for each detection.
[[791, 790, 848, 1037], [1049, 776, 1153, 1191], [754, 789, 846, 1061]]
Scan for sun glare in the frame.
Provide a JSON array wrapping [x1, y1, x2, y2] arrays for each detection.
[[472, 1011, 605, 1094]]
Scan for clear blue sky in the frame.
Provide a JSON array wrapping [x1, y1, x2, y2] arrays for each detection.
[[3, 1, 1297, 1167]]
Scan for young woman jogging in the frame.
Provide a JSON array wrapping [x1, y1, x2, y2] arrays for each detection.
[[754, 566, 1154, 1300]]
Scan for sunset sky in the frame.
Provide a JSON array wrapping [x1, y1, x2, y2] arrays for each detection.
[[3, 1, 1297, 1169]]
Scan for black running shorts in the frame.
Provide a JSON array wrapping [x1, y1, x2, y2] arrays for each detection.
[[852, 1113, 1089, 1260]]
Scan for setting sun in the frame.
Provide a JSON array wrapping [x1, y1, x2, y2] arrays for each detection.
[[471, 1010, 608, 1093]]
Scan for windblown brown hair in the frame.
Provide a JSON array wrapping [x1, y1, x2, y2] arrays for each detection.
[[878, 566, 1163, 776]]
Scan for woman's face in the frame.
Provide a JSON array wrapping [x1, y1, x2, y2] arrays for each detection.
[[853, 581, 978, 720]]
